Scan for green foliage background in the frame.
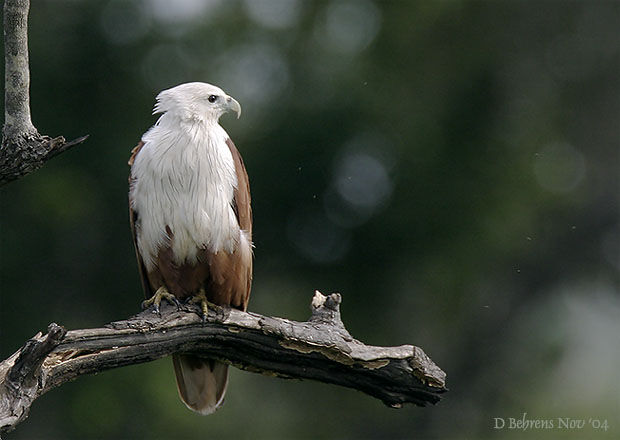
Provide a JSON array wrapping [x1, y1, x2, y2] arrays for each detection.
[[1, 1, 618, 439]]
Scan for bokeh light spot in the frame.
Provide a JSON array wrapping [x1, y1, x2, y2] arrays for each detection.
[[533, 142, 586, 193], [317, 0, 382, 54], [146, 0, 221, 26], [324, 132, 395, 228], [335, 152, 391, 209], [216, 43, 290, 106], [244, 0, 302, 30]]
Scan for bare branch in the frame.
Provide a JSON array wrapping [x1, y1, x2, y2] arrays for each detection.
[[1, 0, 87, 186], [0, 292, 447, 433]]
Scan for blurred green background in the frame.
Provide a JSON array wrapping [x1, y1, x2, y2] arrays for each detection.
[[1, 1, 619, 439]]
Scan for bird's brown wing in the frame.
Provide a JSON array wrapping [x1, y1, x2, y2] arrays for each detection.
[[226, 138, 252, 235], [128, 141, 153, 299], [210, 137, 252, 311]]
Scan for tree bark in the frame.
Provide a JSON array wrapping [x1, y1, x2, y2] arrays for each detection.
[[3, 0, 35, 138], [0, 291, 447, 433], [1, 0, 87, 186]]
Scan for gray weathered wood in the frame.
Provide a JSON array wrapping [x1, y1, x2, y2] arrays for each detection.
[[0, 292, 447, 433], [1, 0, 87, 186]]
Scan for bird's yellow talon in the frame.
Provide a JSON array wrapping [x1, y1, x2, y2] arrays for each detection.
[[142, 286, 179, 314], [189, 288, 209, 322]]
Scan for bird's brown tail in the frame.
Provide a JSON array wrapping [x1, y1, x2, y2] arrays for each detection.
[[172, 354, 229, 415]]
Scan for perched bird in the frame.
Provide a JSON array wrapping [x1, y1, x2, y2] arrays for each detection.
[[128, 82, 252, 415]]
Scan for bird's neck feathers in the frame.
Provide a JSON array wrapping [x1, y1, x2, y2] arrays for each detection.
[[155, 109, 222, 136], [141, 109, 232, 167], [139, 111, 235, 188]]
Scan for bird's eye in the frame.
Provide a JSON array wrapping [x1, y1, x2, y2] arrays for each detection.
[[208, 95, 218, 103]]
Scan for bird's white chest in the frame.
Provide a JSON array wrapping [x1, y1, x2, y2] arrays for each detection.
[[130, 121, 239, 271]]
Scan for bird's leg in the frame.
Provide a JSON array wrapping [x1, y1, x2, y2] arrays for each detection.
[[142, 286, 180, 315], [188, 288, 209, 323]]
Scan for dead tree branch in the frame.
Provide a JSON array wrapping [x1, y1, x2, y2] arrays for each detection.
[[1, 0, 87, 186], [0, 291, 447, 433]]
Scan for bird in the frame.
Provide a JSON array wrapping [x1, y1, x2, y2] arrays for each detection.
[[128, 82, 252, 415]]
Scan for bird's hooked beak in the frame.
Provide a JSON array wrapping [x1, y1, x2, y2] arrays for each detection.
[[224, 96, 242, 119]]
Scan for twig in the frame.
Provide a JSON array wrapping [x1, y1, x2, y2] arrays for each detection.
[[1, 0, 87, 186], [0, 291, 447, 433]]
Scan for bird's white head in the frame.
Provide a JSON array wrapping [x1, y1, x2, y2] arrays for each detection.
[[153, 82, 241, 123]]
